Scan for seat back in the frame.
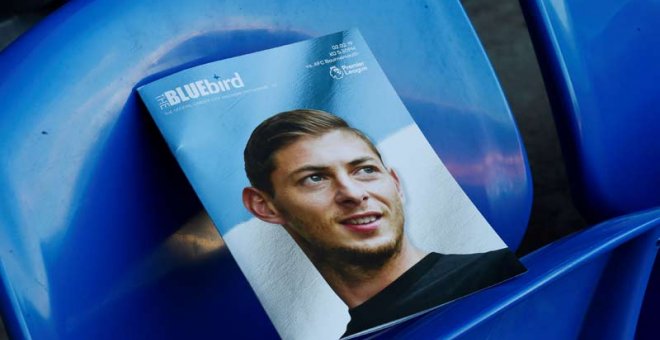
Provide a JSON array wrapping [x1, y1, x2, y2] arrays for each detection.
[[0, 0, 531, 338], [520, 0, 660, 222]]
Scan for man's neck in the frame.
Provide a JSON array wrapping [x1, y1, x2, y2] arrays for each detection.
[[320, 239, 427, 309]]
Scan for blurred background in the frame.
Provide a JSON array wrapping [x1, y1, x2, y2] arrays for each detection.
[[0, 0, 589, 338]]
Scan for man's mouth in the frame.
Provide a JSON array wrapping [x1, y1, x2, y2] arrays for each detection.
[[344, 215, 378, 225], [340, 213, 382, 232]]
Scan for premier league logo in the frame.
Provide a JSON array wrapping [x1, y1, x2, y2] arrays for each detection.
[[329, 66, 344, 80]]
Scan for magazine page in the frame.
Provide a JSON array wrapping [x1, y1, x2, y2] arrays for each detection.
[[138, 29, 526, 339]]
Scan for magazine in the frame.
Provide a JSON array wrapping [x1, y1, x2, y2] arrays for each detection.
[[138, 29, 526, 339]]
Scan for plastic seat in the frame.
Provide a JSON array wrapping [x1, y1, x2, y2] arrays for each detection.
[[0, 0, 657, 338], [519, 0, 660, 221], [520, 0, 660, 337]]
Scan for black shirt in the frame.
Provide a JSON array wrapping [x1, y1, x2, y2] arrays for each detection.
[[343, 248, 526, 337]]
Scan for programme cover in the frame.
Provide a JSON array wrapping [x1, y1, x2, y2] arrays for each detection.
[[138, 29, 526, 339]]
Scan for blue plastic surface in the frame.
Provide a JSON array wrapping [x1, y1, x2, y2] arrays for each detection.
[[520, 1, 660, 337], [519, 0, 660, 222], [0, 0, 531, 338]]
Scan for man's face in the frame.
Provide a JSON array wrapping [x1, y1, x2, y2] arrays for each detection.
[[268, 129, 405, 263]]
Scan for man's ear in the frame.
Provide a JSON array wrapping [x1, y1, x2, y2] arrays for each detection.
[[242, 187, 285, 224], [388, 168, 405, 202]]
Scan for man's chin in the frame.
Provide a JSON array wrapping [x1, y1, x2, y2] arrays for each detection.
[[326, 238, 402, 271]]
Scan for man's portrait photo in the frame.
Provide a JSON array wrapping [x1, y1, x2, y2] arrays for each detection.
[[237, 109, 525, 338]]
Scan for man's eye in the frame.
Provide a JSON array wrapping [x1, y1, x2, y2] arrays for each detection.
[[301, 174, 326, 186], [357, 166, 378, 175], [308, 174, 324, 182]]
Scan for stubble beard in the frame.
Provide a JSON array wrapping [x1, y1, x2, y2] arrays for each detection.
[[325, 227, 404, 273], [283, 202, 406, 277]]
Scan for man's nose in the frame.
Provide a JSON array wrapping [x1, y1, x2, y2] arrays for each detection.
[[334, 174, 368, 206]]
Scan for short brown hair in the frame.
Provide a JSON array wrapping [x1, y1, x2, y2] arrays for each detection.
[[244, 109, 382, 196]]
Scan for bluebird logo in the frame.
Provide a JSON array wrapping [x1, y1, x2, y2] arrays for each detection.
[[157, 72, 245, 109]]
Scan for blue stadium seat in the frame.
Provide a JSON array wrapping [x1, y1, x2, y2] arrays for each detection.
[[520, 0, 660, 222], [520, 0, 660, 337], [0, 0, 657, 338]]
